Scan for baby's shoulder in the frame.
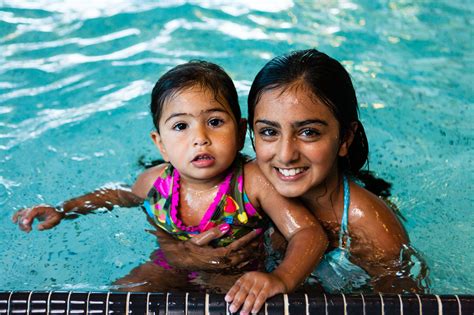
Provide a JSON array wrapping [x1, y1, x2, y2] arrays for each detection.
[[242, 160, 274, 202], [132, 163, 170, 199], [242, 160, 268, 185]]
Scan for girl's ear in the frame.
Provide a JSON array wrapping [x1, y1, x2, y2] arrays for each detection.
[[150, 131, 169, 162], [238, 118, 248, 150], [338, 121, 358, 157]]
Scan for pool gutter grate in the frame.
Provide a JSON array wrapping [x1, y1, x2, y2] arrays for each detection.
[[0, 291, 472, 314]]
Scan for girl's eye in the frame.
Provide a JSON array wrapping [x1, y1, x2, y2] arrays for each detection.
[[172, 122, 187, 131], [258, 128, 278, 137], [208, 118, 224, 127], [299, 128, 320, 138]]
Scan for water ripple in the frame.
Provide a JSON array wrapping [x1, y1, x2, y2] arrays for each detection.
[[0, 80, 152, 150]]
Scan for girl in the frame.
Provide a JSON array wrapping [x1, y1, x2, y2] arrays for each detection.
[[247, 49, 429, 293], [13, 61, 328, 314]]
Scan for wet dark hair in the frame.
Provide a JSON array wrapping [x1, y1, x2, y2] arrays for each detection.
[[248, 49, 369, 174], [150, 60, 241, 131]]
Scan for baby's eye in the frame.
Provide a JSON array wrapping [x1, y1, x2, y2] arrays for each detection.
[[258, 128, 278, 137], [172, 122, 187, 131], [208, 118, 224, 127]]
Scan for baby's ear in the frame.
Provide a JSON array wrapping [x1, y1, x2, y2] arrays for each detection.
[[338, 122, 358, 157], [150, 131, 169, 162], [238, 118, 248, 150]]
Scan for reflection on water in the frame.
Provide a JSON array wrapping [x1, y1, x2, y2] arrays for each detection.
[[0, 0, 472, 293]]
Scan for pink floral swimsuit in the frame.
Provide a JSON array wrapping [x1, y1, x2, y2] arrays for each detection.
[[143, 155, 268, 248]]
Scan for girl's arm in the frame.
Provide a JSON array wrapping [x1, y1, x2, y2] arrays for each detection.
[[11, 165, 166, 232], [225, 161, 328, 314], [149, 226, 263, 271]]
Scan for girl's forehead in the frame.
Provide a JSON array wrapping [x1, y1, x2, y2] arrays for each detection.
[[256, 86, 331, 118]]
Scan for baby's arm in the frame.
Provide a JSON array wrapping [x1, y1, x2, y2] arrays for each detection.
[[12, 186, 143, 232], [225, 162, 328, 314], [12, 165, 165, 232]]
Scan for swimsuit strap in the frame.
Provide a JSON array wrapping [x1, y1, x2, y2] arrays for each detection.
[[338, 175, 351, 249], [169, 167, 233, 233]]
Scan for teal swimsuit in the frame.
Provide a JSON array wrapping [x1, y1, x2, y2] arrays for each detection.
[[308, 175, 371, 293]]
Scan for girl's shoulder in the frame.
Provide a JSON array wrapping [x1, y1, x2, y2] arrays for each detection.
[[348, 181, 408, 253], [349, 181, 393, 216], [132, 163, 171, 199]]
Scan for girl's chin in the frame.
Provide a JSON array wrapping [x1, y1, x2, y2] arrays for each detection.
[[272, 181, 309, 198]]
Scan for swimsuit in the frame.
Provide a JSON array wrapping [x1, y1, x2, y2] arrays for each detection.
[[308, 175, 371, 293], [144, 155, 268, 248]]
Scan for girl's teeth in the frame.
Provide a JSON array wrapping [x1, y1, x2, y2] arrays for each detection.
[[278, 168, 305, 176]]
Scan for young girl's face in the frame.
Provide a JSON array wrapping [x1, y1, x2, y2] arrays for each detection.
[[153, 86, 242, 185], [253, 84, 352, 198]]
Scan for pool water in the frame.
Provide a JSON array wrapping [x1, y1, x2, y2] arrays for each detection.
[[0, 0, 472, 293]]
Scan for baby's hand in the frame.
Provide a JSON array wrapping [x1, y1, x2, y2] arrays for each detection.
[[225, 271, 286, 315], [12, 205, 64, 232]]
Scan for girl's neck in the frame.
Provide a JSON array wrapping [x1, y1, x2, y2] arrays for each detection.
[[301, 169, 345, 213]]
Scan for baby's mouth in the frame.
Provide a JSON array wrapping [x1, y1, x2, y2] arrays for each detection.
[[192, 154, 215, 162]]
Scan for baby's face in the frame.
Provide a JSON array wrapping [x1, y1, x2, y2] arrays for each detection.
[[153, 86, 241, 186]]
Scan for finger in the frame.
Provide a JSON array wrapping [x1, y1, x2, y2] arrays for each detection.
[[251, 288, 270, 314], [189, 223, 230, 246], [37, 216, 61, 230], [229, 249, 251, 264], [225, 229, 261, 252], [240, 288, 259, 315], [12, 209, 26, 223], [17, 208, 37, 232], [225, 280, 240, 303], [227, 279, 250, 313]]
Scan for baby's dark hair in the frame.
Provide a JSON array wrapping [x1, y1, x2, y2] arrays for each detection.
[[248, 49, 369, 174], [150, 60, 241, 131]]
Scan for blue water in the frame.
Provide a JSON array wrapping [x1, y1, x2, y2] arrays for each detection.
[[0, 0, 472, 293]]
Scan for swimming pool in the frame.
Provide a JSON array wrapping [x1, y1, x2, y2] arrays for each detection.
[[0, 0, 472, 294]]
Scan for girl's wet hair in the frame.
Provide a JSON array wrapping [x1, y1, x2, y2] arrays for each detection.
[[150, 60, 241, 131], [248, 49, 369, 174]]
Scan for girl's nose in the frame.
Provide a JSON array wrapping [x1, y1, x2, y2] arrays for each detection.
[[277, 137, 299, 164]]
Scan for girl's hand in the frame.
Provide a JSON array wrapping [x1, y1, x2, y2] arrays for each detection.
[[147, 225, 262, 272], [12, 205, 65, 232], [225, 271, 286, 315]]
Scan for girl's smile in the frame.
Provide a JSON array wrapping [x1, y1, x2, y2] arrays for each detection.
[[274, 166, 309, 179]]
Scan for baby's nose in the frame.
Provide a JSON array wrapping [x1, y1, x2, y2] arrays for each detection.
[[194, 138, 210, 146], [193, 127, 211, 146]]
